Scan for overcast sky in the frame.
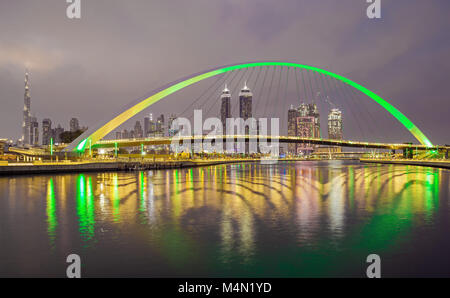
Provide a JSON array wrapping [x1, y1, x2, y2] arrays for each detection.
[[0, 0, 449, 145]]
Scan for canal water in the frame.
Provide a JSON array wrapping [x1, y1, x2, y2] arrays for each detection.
[[1, 161, 449, 277]]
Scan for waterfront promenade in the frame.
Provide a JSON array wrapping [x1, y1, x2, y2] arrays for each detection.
[[360, 158, 450, 169], [0, 158, 283, 175], [2, 157, 449, 176]]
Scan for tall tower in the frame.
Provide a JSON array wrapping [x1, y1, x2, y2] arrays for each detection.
[[239, 82, 253, 121], [239, 82, 254, 154], [288, 105, 300, 154], [42, 118, 52, 145], [22, 70, 31, 145], [328, 108, 343, 140], [30, 116, 39, 146], [220, 85, 231, 134]]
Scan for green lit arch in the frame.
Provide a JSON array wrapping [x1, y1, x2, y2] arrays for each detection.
[[65, 61, 433, 152]]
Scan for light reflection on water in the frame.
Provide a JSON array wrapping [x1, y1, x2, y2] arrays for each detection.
[[0, 160, 449, 277]]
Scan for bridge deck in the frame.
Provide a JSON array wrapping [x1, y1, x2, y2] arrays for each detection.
[[93, 136, 448, 151]]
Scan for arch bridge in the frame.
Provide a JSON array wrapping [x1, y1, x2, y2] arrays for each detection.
[[64, 61, 435, 153]]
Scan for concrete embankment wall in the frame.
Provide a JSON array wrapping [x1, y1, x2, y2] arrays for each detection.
[[0, 158, 317, 176], [360, 159, 450, 169], [0, 159, 261, 176], [0, 162, 126, 175]]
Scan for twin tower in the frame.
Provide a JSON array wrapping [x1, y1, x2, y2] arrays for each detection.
[[220, 83, 253, 132]]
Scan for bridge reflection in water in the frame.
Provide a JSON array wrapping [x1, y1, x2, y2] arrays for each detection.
[[1, 161, 449, 277]]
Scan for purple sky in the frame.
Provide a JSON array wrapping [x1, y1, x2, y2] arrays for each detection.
[[0, 0, 449, 145]]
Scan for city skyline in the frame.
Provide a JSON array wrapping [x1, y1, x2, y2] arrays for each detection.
[[0, 1, 449, 145], [1, 1, 450, 280]]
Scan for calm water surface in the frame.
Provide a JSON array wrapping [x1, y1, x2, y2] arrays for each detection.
[[1, 160, 449, 277]]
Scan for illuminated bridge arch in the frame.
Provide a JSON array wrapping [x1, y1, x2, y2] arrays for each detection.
[[65, 61, 433, 152]]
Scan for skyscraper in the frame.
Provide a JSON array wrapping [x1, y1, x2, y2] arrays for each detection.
[[22, 70, 31, 145], [156, 114, 165, 136], [144, 116, 150, 137], [134, 121, 143, 138], [288, 105, 300, 154], [239, 82, 252, 121], [52, 124, 64, 144], [298, 103, 320, 138], [239, 82, 254, 154], [144, 113, 157, 137], [70, 118, 80, 132], [30, 116, 39, 146], [42, 118, 52, 145], [294, 102, 321, 155], [328, 108, 343, 140], [296, 116, 316, 155], [220, 85, 231, 134]]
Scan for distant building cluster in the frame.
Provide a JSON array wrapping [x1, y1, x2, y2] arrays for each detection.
[[288, 103, 343, 155], [18, 71, 86, 147], [14, 70, 344, 155], [115, 113, 177, 139]]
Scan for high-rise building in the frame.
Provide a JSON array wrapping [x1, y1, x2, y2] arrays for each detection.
[[296, 116, 316, 155], [288, 105, 300, 154], [144, 116, 150, 137], [29, 117, 39, 146], [239, 82, 253, 122], [239, 82, 254, 154], [328, 108, 343, 140], [115, 131, 122, 139], [156, 114, 165, 136], [22, 70, 31, 145], [144, 113, 157, 137], [287, 103, 321, 155], [134, 121, 143, 138], [298, 103, 320, 137], [52, 125, 64, 144], [42, 118, 52, 145], [70, 118, 80, 132], [220, 85, 231, 134], [294, 102, 321, 155]]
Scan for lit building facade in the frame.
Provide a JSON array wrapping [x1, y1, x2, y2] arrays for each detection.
[[22, 71, 31, 145], [42, 118, 52, 145], [328, 108, 343, 140], [288, 105, 300, 154], [296, 116, 316, 155], [134, 121, 143, 138], [30, 117, 39, 146], [220, 85, 231, 134], [239, 82, 253, 122], [239, 83, 254, 154], [156, 114, 165, 137], [288, 102, 321, 155]]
